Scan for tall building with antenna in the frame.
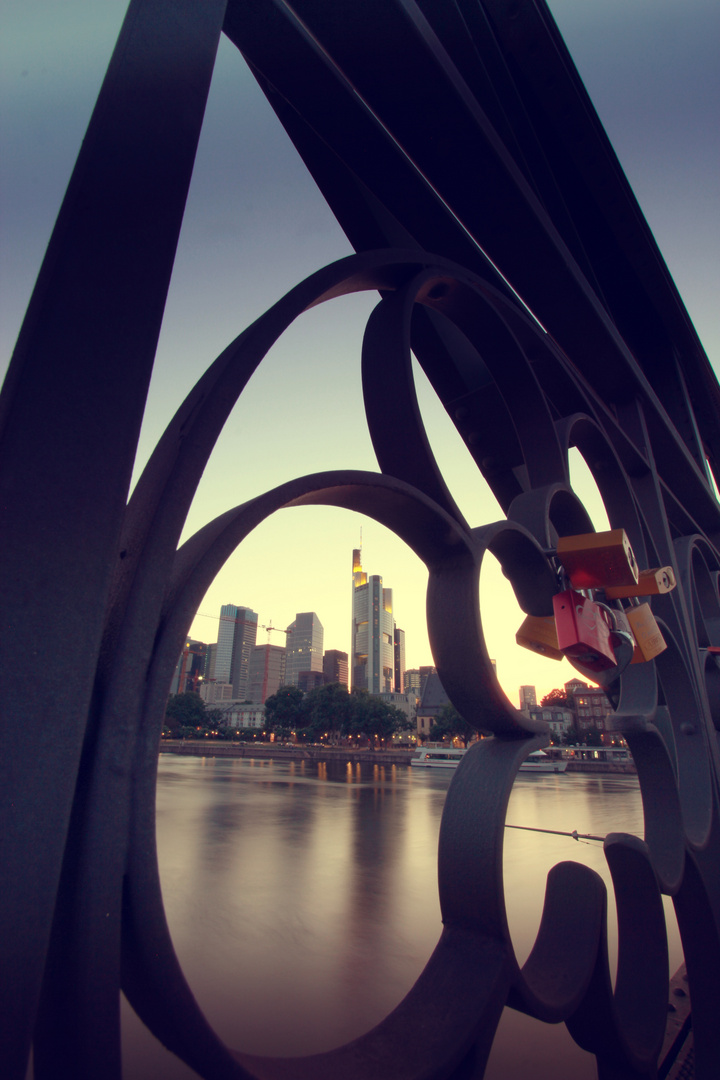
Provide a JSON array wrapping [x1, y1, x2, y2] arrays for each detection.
[[351, 548, 396, 694]]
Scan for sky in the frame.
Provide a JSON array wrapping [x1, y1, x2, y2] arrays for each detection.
[[1, 0, 718, 705]]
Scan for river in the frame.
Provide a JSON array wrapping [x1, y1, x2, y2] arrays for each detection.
[[121, 755, 682, 1078]]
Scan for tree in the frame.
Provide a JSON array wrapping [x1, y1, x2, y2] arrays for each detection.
[[430, 704, 477, 747], [163, 693, 224, 739], [540, 688, 572, 709], [303, 682, 352, 742], [164, 692, 208, 737], [205, 707, 224, 734], [582, 727, 603, 747], [264, 685, 306, 736], [348, 691, 412, 747]]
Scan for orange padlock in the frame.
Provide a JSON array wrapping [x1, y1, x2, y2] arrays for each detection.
[[557, 529, 638, 590], [604, 566, 676, 599], [553, 589, 618, 672], [516, 615, 564, 660], [626, 603, 667, 662]]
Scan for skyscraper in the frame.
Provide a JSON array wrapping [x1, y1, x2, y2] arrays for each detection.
[[248, 643, 286, 704], [213, 604, 259, 700], [230, 608, 259, 700], [404, 665, 437, 703], [519, 685, 537, 711], [284, 612, 324, 686], [215, 605, 239, 685], [323, 649, 349, 688], [351, 549, 395, 694], [394, 627, 406, 695], [297, 669, 326, 692], [169, 639, 208, 695]]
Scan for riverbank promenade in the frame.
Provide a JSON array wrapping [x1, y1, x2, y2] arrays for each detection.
[[159, 740, 639, 774]]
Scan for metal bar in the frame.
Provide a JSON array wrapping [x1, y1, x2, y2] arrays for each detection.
[[0, 2, 228, 1076]]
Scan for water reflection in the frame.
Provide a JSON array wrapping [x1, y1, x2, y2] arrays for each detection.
[[121, 758, 681, 1079]]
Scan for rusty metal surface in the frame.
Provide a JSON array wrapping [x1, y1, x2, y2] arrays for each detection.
[[1, 2, 719, 1078]]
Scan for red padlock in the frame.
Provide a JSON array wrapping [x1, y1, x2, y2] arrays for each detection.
[[553, 589, 618, 672]]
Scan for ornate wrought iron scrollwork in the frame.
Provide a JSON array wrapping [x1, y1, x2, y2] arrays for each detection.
[[118, 252, 718, 1080], [2, 2, 719, 1079], [15, 249, 720, 1080]]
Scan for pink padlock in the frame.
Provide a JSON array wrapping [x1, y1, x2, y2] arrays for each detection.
[[552, 589, 618, 672]]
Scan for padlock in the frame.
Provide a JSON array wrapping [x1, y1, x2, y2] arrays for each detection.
[[604, 566, 676, 599], [516, 615, 564, 660], [570, 628, 635, 688], [609, 605, 633, 637], [626, 603, 667, 662], [604, 606, 637, 676], [556, 529, 639, 590], [552, 589, 618, 672]]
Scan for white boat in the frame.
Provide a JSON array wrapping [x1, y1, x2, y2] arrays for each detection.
[[520, 750, 568, 774], [410, 747, 465, 768], [410, 747, 567, 773]]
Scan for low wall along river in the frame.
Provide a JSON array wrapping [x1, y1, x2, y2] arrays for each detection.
[[159, 740, 638, 773]]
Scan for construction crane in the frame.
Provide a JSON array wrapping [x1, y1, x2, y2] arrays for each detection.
[[261, 622, 292, 644]]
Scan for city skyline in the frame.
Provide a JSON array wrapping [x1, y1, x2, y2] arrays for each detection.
[[2, 3, 717, 706]]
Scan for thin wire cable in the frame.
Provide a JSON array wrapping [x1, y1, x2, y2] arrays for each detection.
[[505, 824, 605, 842]]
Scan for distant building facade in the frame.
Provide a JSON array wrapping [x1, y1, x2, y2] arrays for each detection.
[[199, 681, 236, 704], [248, 644, 286, 704], [215, 605, 239, 684], [565, 679, 614, 740], [519, 685, 537, 710], [297, 669, 327, 692], [170, 639, 208, 695], [404, 669, 423, 701], [204, 642, 218, 681], [415, 671, 450, 739], [525, 705, 574, 740], [216, 702, 266, 730], [379, 691, 415, 720], [230, 608, 259, 700], [213, 604, 258, 700], [404, 666, 436, 704], [285, 612, 324, 686], [351, 549, 395, 694], [394, 628, 406, 695], [323, 649, 348, 688]]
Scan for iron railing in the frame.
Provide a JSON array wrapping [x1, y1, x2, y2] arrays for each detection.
[[2, 2, 719, 1077]]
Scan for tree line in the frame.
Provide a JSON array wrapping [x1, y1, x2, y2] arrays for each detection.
[[162, 683, 415, 746], [264, 683, 413, 745], [162, 692, 224, 739], [163, 684, 606, 749]]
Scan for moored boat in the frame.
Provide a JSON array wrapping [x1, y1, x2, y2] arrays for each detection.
[[410, 747, 465, 768], [409, 746, 567, 772], [520, 750, 568, 773]]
